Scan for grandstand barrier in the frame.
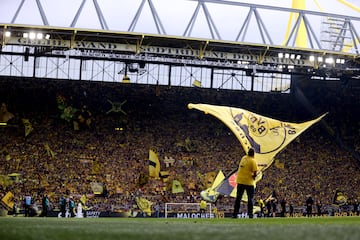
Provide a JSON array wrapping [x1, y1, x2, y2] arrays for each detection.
[[3, 209, 360, 218]]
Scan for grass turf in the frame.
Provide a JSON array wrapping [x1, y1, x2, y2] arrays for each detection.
[[0, 216, 359, 240]]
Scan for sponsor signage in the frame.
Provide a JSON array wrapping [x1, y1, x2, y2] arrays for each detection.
[[170, 212, 214, 219]]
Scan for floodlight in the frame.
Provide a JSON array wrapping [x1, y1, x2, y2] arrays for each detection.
[[325, 57, 334, 64], [336, 58, 345, 64], [29, 32, 36, 39], [36, 33, 43, 39]]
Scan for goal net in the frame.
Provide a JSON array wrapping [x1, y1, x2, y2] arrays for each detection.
[[164, 202, 213, 219]]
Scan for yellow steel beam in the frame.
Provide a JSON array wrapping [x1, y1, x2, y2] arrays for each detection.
[[1, 25, 7, 47], [136, 34, 145, 54], [313, 0, 324, 12], [338, 0, 360, 12], [292, 0, 307, 48], [70, 30, 77, 49], [284, 0, 307, 48], [199, 40, 209, 59]]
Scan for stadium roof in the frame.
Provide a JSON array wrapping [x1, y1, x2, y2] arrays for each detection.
[[1, 23, 359, 79], [0, 1, 360, 87]]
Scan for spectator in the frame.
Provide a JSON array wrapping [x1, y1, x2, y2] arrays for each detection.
[[23, 193, 32, 217], [306, 195, 314, 217], [41, 194, 49, 217], [316, 200, 322, 217]]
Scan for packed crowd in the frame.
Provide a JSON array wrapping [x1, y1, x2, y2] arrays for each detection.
[[0, 77, 359, 216]]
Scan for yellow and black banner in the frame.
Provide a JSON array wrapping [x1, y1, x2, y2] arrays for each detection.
[[188, 103, 326, 171]]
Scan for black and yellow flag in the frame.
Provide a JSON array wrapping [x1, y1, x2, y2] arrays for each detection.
[[44, 143, 55, 158], [215, 169, 263, 200], [22, 118, 33, 137], [0, 103, 14, 123], [188, 103, 326, 171], [1, 191, 14, 210], [80, 195, 86, 206], [274, 159, 285, 169], [8, 173, 21, 183], [90, 182, 104, 195], [79, 194, 89, 210], [92, 160, 101, 175], [172, 179, 184, 194], [200, 170, 225, 203], [333, 190, 347, 206], [135, 197, 152, 216], [159, 171, 170, 182], [149, 149, 160, 179]]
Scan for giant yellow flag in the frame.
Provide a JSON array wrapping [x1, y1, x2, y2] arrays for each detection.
[[149, 149, 160, 179], [188, 103, 326, 171]]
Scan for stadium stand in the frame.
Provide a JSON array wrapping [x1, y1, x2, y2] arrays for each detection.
[[0, 76, 359, 217]]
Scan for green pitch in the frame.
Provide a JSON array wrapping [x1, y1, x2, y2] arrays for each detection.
[[0, 217, 359, 240]]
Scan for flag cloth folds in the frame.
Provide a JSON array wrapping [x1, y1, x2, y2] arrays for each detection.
[[159, 171, 170, 182], [333, 190, 347, 206], [1, 191, 15, 210], [215, 169, 263, 200], [274, 159, 285, 169], [79, 195, 89, 210], [149, 149, 160, 178], [214, 169, 238, 197], [188, 103, 326, 171], [44, 143, 55, 158], [22, 118, 33, 137], [172, 180, 184, 193], [135, 197, 152, 216], [200, 170, 225, 202], [90, 182, 104, 195], [92, 160, 101, 175]]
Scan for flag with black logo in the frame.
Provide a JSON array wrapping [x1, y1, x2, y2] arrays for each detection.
[[188, 103, 326, 171], [149, 149, 160, 179]]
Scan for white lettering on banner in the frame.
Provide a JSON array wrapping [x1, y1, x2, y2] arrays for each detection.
[[7, 37, 135, 52], [141, 46, 200, 56], [74, 41, 119, 50], [16, 37, 69, 48], [5, 37, 312, 66], [176, 212, 214, 218], [86, 211, 101, 218]]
